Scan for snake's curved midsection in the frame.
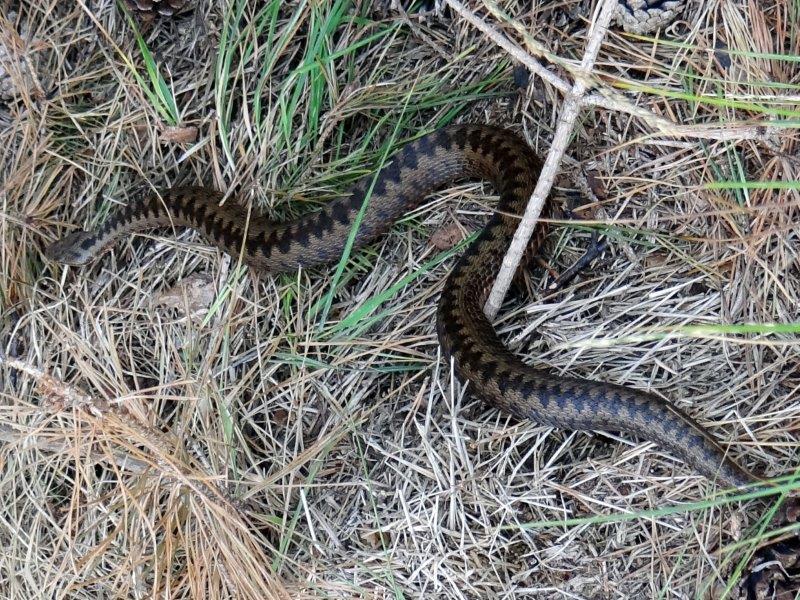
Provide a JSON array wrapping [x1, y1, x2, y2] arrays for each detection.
[[45, 124, 762, 489]]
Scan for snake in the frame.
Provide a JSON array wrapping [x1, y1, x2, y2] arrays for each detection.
[[45, 124, 764, 489]]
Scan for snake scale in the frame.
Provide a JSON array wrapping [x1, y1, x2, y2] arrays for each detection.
[[46, 124, 763, 489]]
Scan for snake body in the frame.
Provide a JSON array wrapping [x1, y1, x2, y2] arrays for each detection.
[[46, 124, 761, 488]]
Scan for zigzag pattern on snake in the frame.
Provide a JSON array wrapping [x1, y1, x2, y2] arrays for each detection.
[[45, 124, 764, 489]]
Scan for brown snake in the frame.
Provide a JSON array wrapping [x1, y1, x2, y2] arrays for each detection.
[[46, 124, 765, 489]]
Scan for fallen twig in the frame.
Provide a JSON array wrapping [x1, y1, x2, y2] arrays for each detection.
[[446, 0, 777, 142], [482, 0, 619, 318]]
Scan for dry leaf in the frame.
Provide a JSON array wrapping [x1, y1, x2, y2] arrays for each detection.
[[161, 125, 198, 144], [430, 222, 466, 250], [585, 170, 607, 199], [154, 273, 216, 315], [360, 529, 391, 549]]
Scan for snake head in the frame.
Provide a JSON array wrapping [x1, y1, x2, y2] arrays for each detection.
[[44, 230, 99, 266]]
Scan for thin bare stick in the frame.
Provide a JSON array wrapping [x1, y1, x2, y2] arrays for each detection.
[[0, 352, 100, 412], [446, 0, 778, 142], [444, 0, 571, 94], [483, 0, 619, 318], [583, 91, 773, 141]]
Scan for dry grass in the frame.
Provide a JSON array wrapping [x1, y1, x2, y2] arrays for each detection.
[[1, 0, 799, 598]]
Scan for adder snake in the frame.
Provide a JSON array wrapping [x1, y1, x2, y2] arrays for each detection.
[[46, 124, 763, 489]]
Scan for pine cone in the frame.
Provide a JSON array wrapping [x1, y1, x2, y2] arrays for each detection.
[[615, 0, 685, 34], [123, 0, 190, 20]]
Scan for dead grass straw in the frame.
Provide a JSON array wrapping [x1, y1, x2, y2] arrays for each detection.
[[1, 0, 799, 598]]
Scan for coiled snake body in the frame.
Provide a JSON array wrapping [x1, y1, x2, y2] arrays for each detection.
[[46, 125, 762, 488]]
